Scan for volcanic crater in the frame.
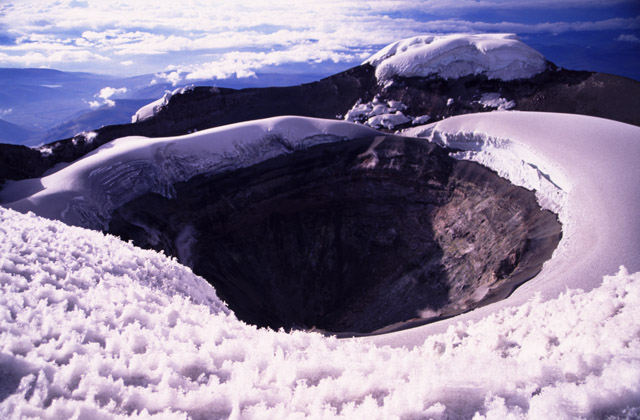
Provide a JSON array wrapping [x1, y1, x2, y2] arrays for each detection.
[[108, 135, 561, 335]]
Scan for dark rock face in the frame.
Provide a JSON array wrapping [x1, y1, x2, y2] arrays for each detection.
[[108, 136, 561, 334], [1, 63, 638, 185], [0, 143, 49, 186], [348, 65, 640, 129]]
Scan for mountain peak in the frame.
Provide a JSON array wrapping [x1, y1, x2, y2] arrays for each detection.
[[365, 33, 548, 81]]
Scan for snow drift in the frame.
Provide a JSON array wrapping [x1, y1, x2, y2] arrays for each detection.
[[365, 34, 547, 82]]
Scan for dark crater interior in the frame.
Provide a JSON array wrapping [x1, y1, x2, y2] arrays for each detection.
[[108, 135, 561, 335]]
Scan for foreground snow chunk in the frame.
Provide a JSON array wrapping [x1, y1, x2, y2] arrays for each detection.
[[365, 34, 547, 82], [1, 206, 639, 419]]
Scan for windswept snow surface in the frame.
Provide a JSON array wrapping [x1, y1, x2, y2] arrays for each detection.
[[365, 34, 547, 82], [1, 207, 640, 419], [0, 116, 379, 229]]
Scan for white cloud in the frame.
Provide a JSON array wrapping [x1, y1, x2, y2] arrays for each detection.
[[153, 71, 183, 86], [415, 0, 635, 8], [158, 45, 361, 83], [152, 15, 639, 82], [2, 0, 638, 75], [88, 87, 128, 108], [476, 17, 640, 34], [97, 86, 127, 100], [0, 50, 109, 67], [617, 33, 640, 43]]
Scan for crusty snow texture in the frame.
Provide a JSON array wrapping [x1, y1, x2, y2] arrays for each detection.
[[365, 34, 547, 82], [1, 206, 639, 419]]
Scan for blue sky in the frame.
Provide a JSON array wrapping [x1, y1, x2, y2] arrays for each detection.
[[0, 0, 638, 83]]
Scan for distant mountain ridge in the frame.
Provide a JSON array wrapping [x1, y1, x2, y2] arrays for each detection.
[[1, 34, 639, 185], [0, 67, 330, 147], [0, 119, 35, 144]]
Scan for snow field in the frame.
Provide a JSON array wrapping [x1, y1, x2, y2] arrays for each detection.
[[1, 206, 639, 419], [1, 112, 640, 418]]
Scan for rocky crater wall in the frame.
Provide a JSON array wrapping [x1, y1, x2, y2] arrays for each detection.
[[108, 135, 561, 334]]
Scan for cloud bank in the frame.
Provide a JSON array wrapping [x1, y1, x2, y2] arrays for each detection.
[[0, 0, 638, 80]]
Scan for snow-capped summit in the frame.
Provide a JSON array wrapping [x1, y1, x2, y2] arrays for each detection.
[[365, 33, 547, 81]]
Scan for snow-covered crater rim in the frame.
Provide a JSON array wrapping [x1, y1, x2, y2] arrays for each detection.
[[402, 124, 570, 218]]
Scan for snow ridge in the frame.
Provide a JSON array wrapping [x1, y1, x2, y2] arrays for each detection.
[[0, 117, 379, 229], [365, 34, 547, 82]]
